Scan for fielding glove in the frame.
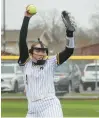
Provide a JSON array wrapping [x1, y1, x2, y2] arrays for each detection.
[[61, 11, 76, 32]]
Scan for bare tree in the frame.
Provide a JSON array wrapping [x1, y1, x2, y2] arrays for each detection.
[[39, 9, 66, 42], [90, 7, 99, 37]]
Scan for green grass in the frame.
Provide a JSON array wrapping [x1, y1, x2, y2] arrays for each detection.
[[61, 100, 99, 117], [1, 100, 27, 117], [1, 99, 99, 117]]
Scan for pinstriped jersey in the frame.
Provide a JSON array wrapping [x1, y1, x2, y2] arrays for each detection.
[[18, 16, 74, 104], [23, 55, 58, 102]]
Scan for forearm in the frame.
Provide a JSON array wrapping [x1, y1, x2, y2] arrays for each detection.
[[19, 16, 30, 42], [57, 30, 74, 65], [18, 16, 30, 65]]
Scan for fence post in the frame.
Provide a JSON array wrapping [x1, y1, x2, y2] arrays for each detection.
[[95, 60, 98, 93]]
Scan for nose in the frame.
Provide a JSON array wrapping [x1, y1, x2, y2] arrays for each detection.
[[38, 51, 45, 55]]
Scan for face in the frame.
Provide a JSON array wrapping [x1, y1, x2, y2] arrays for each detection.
[[32, 44, 47, 61]]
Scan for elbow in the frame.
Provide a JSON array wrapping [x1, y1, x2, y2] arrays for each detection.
[[58, 47, 74, 65], [66, 47, 74, 57], [70, 48, 74, 56]]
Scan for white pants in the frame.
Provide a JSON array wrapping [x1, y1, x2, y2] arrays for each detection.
[[26, 96, 63, 118]]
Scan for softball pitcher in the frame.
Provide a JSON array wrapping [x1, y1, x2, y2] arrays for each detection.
[[18, 10, 75, 118]]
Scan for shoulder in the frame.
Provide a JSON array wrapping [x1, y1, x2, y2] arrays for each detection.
[[47, 55, 57, 63], [18, 57, 31, 66]]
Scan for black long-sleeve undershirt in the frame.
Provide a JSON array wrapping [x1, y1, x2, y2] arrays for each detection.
[[57, 47, 74, 65], [18, 17, 30, 65]]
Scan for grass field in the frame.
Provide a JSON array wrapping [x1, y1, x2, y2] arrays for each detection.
[[1, 99, 99, 117]]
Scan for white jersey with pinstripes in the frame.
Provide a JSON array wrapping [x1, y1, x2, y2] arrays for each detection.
[[23, 55, 57, 102]]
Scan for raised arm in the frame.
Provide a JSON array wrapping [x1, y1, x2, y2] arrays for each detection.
[[18, 12, 35, 66], [57, 11, 75, 65]]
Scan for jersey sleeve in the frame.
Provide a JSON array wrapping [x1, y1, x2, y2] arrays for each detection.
[[48, 55, 58, 70]]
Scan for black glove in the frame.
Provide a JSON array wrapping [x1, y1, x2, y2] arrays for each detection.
[[61, 10, 76, 32]]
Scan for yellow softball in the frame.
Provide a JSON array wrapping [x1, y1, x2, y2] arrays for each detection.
[[26, 4, 37, 15]]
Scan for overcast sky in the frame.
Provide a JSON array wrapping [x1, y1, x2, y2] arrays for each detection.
[[1, 0, 99, 29]]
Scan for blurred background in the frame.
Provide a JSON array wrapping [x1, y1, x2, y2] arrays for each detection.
[[1, 0, 99, 100]]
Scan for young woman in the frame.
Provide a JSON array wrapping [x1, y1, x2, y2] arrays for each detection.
[[18, 10, 75, 118]]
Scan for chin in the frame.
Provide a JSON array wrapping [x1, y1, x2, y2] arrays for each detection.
[[36, 58, 43, 60]]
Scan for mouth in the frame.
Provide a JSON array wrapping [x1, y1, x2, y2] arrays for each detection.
[[37, 57, 43, 60]]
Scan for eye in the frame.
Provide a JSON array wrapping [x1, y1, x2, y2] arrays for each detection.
[[41, 50, 46, 53], [35, 49, 40, 53]]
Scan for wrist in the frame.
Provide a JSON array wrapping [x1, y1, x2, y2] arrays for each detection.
[[66, 36, 75, 48], [66, 29, 73, 37], [24, 11, 33, 18], [24, 16, 31, 19]]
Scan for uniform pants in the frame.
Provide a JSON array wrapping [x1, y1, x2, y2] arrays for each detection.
[[26, 96, 63, 118]]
